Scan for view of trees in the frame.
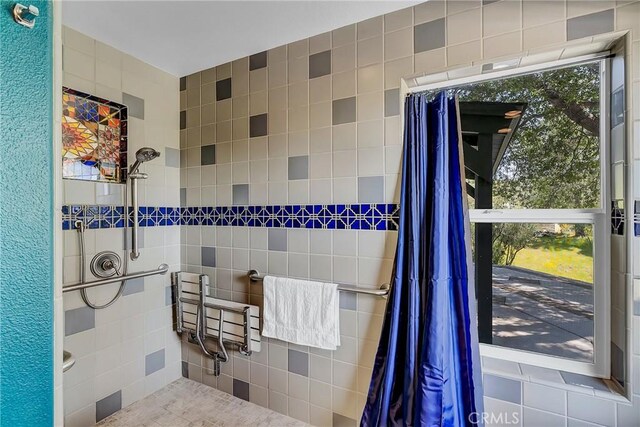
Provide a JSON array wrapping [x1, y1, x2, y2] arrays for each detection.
[[455, 63, 601, 267]]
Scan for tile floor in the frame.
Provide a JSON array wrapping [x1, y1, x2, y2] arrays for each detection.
[[97, 378, 306, 426]]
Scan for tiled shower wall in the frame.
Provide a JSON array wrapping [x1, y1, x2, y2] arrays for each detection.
[[61, 27, 182, 426], [177, 1, 640, 426]]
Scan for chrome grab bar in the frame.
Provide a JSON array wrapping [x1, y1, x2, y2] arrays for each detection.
[[247, 269, 390, 297], [62, 264, 169, 293]]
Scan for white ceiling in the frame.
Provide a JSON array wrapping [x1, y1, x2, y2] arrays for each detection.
[[62, 1, 420, 77]]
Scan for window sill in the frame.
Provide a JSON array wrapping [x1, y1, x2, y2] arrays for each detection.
[[482, 356, 629, 403]]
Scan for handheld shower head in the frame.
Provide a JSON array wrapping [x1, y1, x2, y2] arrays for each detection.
[[129, 147, 161, 175]]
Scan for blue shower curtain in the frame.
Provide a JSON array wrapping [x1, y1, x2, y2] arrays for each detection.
[[361, 92, 483, 427]]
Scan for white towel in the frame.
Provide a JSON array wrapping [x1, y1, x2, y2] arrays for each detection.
[[262, 276, 340, 350]]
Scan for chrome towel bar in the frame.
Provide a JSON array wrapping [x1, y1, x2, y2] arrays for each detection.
[[247, 269, 390, 297], [62, 264, 169, 293]]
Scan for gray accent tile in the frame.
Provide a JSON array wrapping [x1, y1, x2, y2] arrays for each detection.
[[180, 77, 187, 91], [202, 246, 216, 267], [123, 92, 144, 120], [384, 88, 400, 117], [339, 293, 357, 310], [180, 188, 186, 206], [333, 413, 357, 427], [233, 184, 249, 205], [216, 78, 232, 101], [250, 113, 268, 137], [483, 374, 521, 404], [288, 349, 308, 376], [165, 147, 180, 168], [182, 361, 189, 378], [180, 111, 186, 130], [414, 18, 446, 53], [165, 285, 174, 306], [560, 371, 610, 392], [145, 349, 165, 376], [249, 51, 267, 71], [288, 156, 309, 180], [268, 229, 287, 252], [122, 277, 144, 296], [309, 50, 332, 79], [567, 9, 614, 41], [96, 390, 121, 423], [233, 379, 250, 401], [201, 144, 216, 165], [65, 306, 95, 336], [610, 343, 624, 385], [358, 176, 384, 203], [332, 97, 356, 125], [611, 87, 624, 128]]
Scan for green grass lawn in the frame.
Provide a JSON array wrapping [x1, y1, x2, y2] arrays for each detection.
[[511, 235, 594, 283]]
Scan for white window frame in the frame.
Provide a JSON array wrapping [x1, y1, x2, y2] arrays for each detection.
[[409, 54, 611, 378]]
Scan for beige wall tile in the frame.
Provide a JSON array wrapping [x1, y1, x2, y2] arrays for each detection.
[[269, 60, 287, 89], [616, 2, 640, 39], [357, 16, 384, 40], [333, 123, 357, 151], [447, 0, 481, 16], [447, 7, 482, 45], [309, 127, 332, 153], [309, 102, 332, 129], [268, 45, 287, 63], [217, 62, 231, 79], [523, 0, 566, 28], [249, 68, 267, 93], [357, 120, 384, 148], [309, 32, 332, 54], [268, 109, 287, 135], [483, 0, 523, 37], [414, 1, 446, 24], [523, 21, 566, 50], [357, 64, 383, 94], [288, 56, 308, 84], [333, 70, 357, 99], [384, 27, 413, 61], [483, 30, 522, 59], [288, 81, 309, 107], [288, 39, 309, 59], [233, 95, 248, 118], [384, 56, 414, 89], [385, 7, 413, 32], [332, 43, 356, 73], [309, 75, 331, 103], [288, 106, 309, 132], [447, 40, 482, 67], [249, 91, 266, 116], [357, 36, 384, 67], [415, 47, 446, 75], [567, 0, 615, 18], [357, 92, 383, 121], [268, 86, 288, 111], [333, 24, 356, 47]]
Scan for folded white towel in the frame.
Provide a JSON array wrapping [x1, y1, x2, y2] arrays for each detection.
[[262, 276, 341, 350]]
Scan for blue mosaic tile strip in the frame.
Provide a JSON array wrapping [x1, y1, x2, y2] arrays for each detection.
[[62, 204, 400, 231]]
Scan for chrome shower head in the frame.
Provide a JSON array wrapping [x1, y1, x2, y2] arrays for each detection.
[[129, 147, 161, 175]]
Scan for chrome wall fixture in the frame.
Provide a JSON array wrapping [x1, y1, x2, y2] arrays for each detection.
[[129, 147, 161, 260], [13, 3, 38, 29], [247, 269, 391, 297], [174, 272, 260, 376]]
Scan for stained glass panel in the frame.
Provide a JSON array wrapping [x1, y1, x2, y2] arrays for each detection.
[[62, 87, 127, 183]]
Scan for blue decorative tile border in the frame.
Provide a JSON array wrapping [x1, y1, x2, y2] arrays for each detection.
[[62, 204, 400, 231]]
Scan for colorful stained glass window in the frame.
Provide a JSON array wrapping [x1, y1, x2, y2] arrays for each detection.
[[62, 87, 127, 183]]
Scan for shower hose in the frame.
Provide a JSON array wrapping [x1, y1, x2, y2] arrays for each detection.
[[76, 181, 130, 309]]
